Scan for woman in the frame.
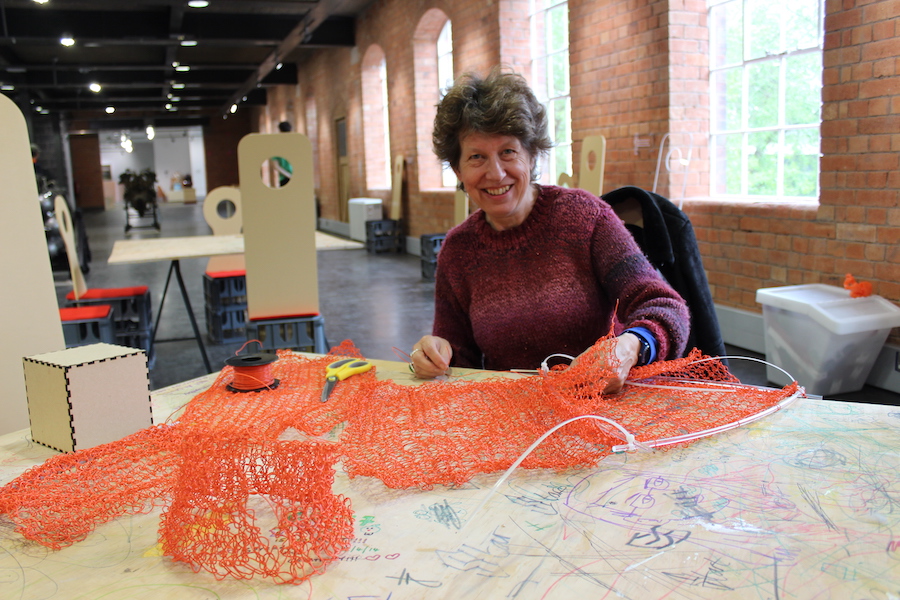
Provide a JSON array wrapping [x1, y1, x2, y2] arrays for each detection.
[[411, 69, 690, 392]]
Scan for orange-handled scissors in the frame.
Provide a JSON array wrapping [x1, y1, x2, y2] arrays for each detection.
[[320, 358, 373, 402]]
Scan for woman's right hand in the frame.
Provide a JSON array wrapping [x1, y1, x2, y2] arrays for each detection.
[[410, 335, 453, 378]]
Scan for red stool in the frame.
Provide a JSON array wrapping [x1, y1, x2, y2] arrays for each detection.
[[59, 305, 116, 347]]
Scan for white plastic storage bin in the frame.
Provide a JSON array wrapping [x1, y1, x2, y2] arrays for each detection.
[[756, 284, 900, 396], [348, 198, 383, 242]]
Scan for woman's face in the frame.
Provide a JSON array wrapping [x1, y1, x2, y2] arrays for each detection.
[[454, 132, 537, 231]]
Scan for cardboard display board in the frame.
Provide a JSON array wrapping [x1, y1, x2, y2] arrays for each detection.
[[0, 95, 65, 436], [454, 189, 469, 227], [203, 186, 246, 274], [578, 134, 607, 196], [23, 343, 151, 453], [390, 155, 404, 221], [55, 194, 89, 299], [238, 133, 318, 320]]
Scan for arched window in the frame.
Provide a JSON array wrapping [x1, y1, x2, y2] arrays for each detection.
[[362, 45, 392, 189], [530, 0, 571, 185], [413, 9, 452, 190]]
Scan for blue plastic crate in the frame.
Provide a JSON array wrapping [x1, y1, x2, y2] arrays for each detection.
[[203, 272, 248, 309], [206, 304, 248, 344], [246, 315, 328, 354]]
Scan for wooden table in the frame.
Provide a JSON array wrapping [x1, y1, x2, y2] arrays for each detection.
[[108, 233, 362, 372], [2, 357, 899, 599], [109, 234, 245, 373]]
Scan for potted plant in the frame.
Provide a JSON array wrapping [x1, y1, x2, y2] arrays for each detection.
[[119, 168, 157, 217]]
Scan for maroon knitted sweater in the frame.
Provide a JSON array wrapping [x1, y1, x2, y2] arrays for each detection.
[[433, 185, 690, 371]]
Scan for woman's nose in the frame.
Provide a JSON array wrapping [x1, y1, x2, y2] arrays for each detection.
[[485, 156, 505, 180]]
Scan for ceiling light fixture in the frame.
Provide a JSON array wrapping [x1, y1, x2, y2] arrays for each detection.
[[230, 104, 238, 114], [188, 1, 209, 8], [89, 82, 102, 93], [105, 106, 115, 114], [276, 62, 284, 70], [33, 0, 49, 4], [175, 65, 191, 72], [180, 40, 198, 47], [1, 84, 15, 91], [60, 35, 75, 47], [172, 83, 186, 89], [146, 125, 156, 140]]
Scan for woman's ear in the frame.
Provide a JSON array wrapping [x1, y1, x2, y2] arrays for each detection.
[[452, 167, 463, 191]]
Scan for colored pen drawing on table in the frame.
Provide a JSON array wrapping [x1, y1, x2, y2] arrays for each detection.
[[414, 499, 465, 530], [503, 480, 575, 517]]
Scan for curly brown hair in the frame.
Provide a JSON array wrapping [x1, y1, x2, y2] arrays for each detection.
[[432, 68, 553, 182]]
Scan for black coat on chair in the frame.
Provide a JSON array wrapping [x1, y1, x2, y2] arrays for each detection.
[[603, 185, 727, 361]]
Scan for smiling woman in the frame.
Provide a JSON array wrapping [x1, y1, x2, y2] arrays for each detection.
[[411, 68, 691, 391]]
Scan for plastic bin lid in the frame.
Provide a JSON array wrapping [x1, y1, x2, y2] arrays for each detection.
[[756, 284, 900, 335]]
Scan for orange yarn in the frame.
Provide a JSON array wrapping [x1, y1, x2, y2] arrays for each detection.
[[0, 337, 798, 584], [844, 273, 873, 298]]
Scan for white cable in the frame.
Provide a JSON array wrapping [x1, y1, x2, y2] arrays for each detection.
[[464, 353, 804, 529], [462, 414, 643, 530]]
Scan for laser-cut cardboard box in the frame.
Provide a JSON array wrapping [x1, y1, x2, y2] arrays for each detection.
[[23, 343, 152, 452]]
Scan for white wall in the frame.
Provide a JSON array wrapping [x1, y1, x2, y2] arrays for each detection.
[[100, 138, 154, 187], [188, 130, 207, 197], [153, 129, 192, 194], [98, 126, 207, 200]]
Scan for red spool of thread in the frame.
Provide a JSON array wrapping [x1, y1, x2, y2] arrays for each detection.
[[225, 353, 280, 392]]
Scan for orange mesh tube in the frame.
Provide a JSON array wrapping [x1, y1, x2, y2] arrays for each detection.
[[160, 433, 353, 583], [0, 338, 799, 583]]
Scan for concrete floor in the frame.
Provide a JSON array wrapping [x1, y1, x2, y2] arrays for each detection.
[[62, 200, 900, 406]]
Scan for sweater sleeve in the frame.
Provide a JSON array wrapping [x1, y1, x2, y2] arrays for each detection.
[[432, 228, 484, 369], [588, 198, 690, 360]]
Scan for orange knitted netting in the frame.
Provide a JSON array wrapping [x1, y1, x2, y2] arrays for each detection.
[[0, 337, 800, 584]]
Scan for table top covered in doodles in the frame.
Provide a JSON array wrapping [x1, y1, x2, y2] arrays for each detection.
[[1, 356, 898, 599]]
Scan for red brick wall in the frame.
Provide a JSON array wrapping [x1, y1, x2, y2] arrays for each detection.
[[68, 134, 104, 210], [204, 110, 251, 190]]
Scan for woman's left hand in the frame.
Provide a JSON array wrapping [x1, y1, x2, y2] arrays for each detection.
[[606, 332, 642, 393], [573, 333, 641, 394]]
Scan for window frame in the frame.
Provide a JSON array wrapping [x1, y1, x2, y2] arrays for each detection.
[[707, 0, 825, 202]]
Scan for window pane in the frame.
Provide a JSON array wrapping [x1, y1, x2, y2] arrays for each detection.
[[548, 4, 568, 52], [724, 67, 743, 130], [747, 61, 779, 129], [785, 0, 820, 51], [715, 133, 744, 194], [785, 53, 821, 125], [554, 144, 572, 183], [710, 0, 743, 68], [551, 98, 569, 144], [531, 56, 548, 99], [549, 52, 569, 97], [783, 128, 819, 196], [747, 130, 778, 195], [747, 0, 782, 60]]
